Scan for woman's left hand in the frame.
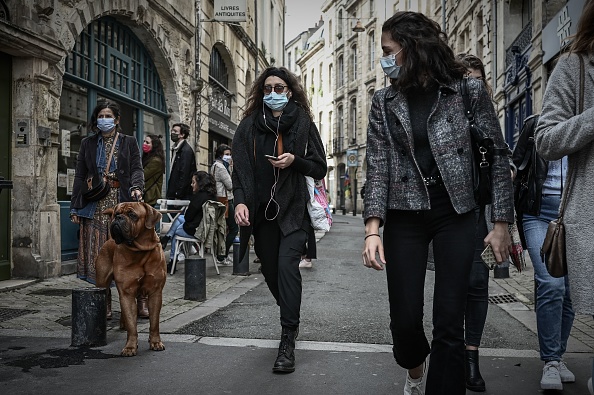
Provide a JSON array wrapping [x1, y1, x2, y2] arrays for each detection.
[[131, 189, 143, 201], [484, 221, 512, 263], [269, 153, 294, 169]]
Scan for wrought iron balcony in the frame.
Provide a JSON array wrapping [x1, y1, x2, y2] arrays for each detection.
[[332, 137, 344, 155]]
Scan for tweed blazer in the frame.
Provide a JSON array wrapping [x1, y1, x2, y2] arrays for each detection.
[[364, 78, 514, 227], [535, 53, 594, 315]]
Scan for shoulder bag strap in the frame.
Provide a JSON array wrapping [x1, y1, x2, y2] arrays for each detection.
[[558, 55, 585, 220], [104, 132, 119, 177]]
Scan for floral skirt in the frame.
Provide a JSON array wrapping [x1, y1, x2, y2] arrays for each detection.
[[77, 187, 119, 284]]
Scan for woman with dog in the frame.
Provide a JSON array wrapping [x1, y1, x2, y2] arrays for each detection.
[[232, 66, 327, 373], [70, 100, 144, 290]]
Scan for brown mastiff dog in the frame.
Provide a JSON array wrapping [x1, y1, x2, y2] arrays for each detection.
[[95, 202, 166, 357]]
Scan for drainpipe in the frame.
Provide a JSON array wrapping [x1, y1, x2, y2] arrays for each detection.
[[441, 0, 446, 31], [255, 0, 259, 77], [492, 0, 497, 92], [194, 0, 202, 153]]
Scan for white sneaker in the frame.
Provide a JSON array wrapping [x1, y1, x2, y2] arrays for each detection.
[[177, 252, 185, 262], [404, 360, 427, 395], [217, 257, 232, 266], [558, 361, 575, 383], [541, 361, 563, 390], [587, 377, 592, 395], [299, 259, 313, 268]]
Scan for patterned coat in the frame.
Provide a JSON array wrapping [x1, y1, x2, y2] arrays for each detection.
[[364, 78, 514, 226], [535, 53, 594, 315]]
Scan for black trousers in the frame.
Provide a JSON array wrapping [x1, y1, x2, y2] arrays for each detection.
[[465, 207, 490, 347], [253, 205, 308, 329], [383, 184, 476, 395]]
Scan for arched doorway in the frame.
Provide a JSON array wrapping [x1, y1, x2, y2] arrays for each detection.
[[58, 16, 169, 262]]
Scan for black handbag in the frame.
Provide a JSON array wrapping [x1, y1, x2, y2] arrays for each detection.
[[460, 78, 494, 206], [82, 133, 119, 201]]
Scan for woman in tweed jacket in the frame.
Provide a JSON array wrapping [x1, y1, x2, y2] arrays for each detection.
[[535, 2, 594, 392], [361, 12, 514, 395]]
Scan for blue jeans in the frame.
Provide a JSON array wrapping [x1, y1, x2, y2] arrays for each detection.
[[166, 215, 193, 261], [522, 194, 575, 362]]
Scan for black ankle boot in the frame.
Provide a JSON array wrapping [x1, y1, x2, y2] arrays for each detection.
[[160, 235, 170, 250], [272, 327, 298, 373], [465, 349, 486, 392]]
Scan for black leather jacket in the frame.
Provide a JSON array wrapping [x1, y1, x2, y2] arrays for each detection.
[[512, 115, 548, 216], [166, 139, 197, 200]]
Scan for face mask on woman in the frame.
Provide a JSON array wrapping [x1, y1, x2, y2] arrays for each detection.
[[380, 48, 404, 80], [142, 143, 151, 153], [222, 154, 232, 163], [97, 118, 116, 133], [263, 92, 289, 111]]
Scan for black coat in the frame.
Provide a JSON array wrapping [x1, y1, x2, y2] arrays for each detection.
[[512, 114, 548, 216], [167, 139, 197, 200], [71, 132, 144, 210]]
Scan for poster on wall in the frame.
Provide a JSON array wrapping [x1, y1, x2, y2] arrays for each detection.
[[213, 0, 246, 22], [61, 129, 71, 157], [67, 169, 75, 196]]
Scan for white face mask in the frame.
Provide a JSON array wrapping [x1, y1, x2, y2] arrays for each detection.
[[97, 118, 116, 132], [222, 154, 232, 163], [380, 48, 404, 80]]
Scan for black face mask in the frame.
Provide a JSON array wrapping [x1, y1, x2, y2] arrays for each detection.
[[171, 134, 180, 143]]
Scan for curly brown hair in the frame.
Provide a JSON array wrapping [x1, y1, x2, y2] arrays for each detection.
[[242, 67, 312, 120], [382, 11, 467, 91]]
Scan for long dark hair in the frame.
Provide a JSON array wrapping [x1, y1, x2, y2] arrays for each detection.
[[142, 134, 165, 168], [568, 0, 594, 54], [89, 100, 123, 134], [193, 171, 217, 196], [457, 53, 493, 98], [243, 67, 312, 120], [382, 11, 467, 91]]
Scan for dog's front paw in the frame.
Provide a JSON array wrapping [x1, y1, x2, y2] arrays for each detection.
[[149, 340, 165, 351], [121, 344, 138, 357]]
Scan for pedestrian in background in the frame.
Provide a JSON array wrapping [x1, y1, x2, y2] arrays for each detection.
[[211, 144, 238, 266], [534, 1, 594, 392], [166, 123, 196, 201], [142, 134, 165, 207], [513, 114, 575, 391], [457, 52, 494, 393], [232, 66, 327, 373], [362, 12, 513, 395], [160, 171, 217, 273], [70, 100, 144, 316]]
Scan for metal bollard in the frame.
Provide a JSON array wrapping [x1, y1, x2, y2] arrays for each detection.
[[232, 237, 250, 276], [71, 287, 107, 347], [185, 257, 206, 301]]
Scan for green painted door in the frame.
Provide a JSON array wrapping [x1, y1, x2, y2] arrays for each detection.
[[0, 52, 12, 280]]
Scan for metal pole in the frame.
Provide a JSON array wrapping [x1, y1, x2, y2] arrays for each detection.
[[254, 0, 259, 77], [441, 0, 446, 31], [233, 236, 250, 276], [352, 169, 357, 216], [492, 0, 498, 92]]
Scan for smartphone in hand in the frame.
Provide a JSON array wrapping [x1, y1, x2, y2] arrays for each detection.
[[264, 154, 279, 160], [480, 244, 498, 270]]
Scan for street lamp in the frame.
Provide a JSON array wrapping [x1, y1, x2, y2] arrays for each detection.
[[339, 17, 368, 33]]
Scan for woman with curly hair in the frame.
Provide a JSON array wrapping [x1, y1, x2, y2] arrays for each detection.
[[362, 12, 514, 394], [232, 67, 327, 373]]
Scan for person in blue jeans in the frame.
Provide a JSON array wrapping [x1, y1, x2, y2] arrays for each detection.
[[513, 116, 575, 391], [160, 171, 217, 272]]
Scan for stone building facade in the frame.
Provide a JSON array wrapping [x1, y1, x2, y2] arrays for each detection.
[[0, 0, 284, 280]]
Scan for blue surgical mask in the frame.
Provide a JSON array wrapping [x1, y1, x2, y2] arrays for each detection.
[[263, 92, 289, 111], [380, 48, 404, 80], [97, 118, 116, 133]]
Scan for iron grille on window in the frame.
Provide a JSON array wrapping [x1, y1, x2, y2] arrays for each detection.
[[64, 17, 166, 113]]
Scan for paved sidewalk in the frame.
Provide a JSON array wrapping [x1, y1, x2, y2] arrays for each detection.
[[0, 230, 593, 356], [491, 257, 594, 352]]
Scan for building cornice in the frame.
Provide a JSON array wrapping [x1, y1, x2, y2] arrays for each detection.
[[0, 20, 67, 63]]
